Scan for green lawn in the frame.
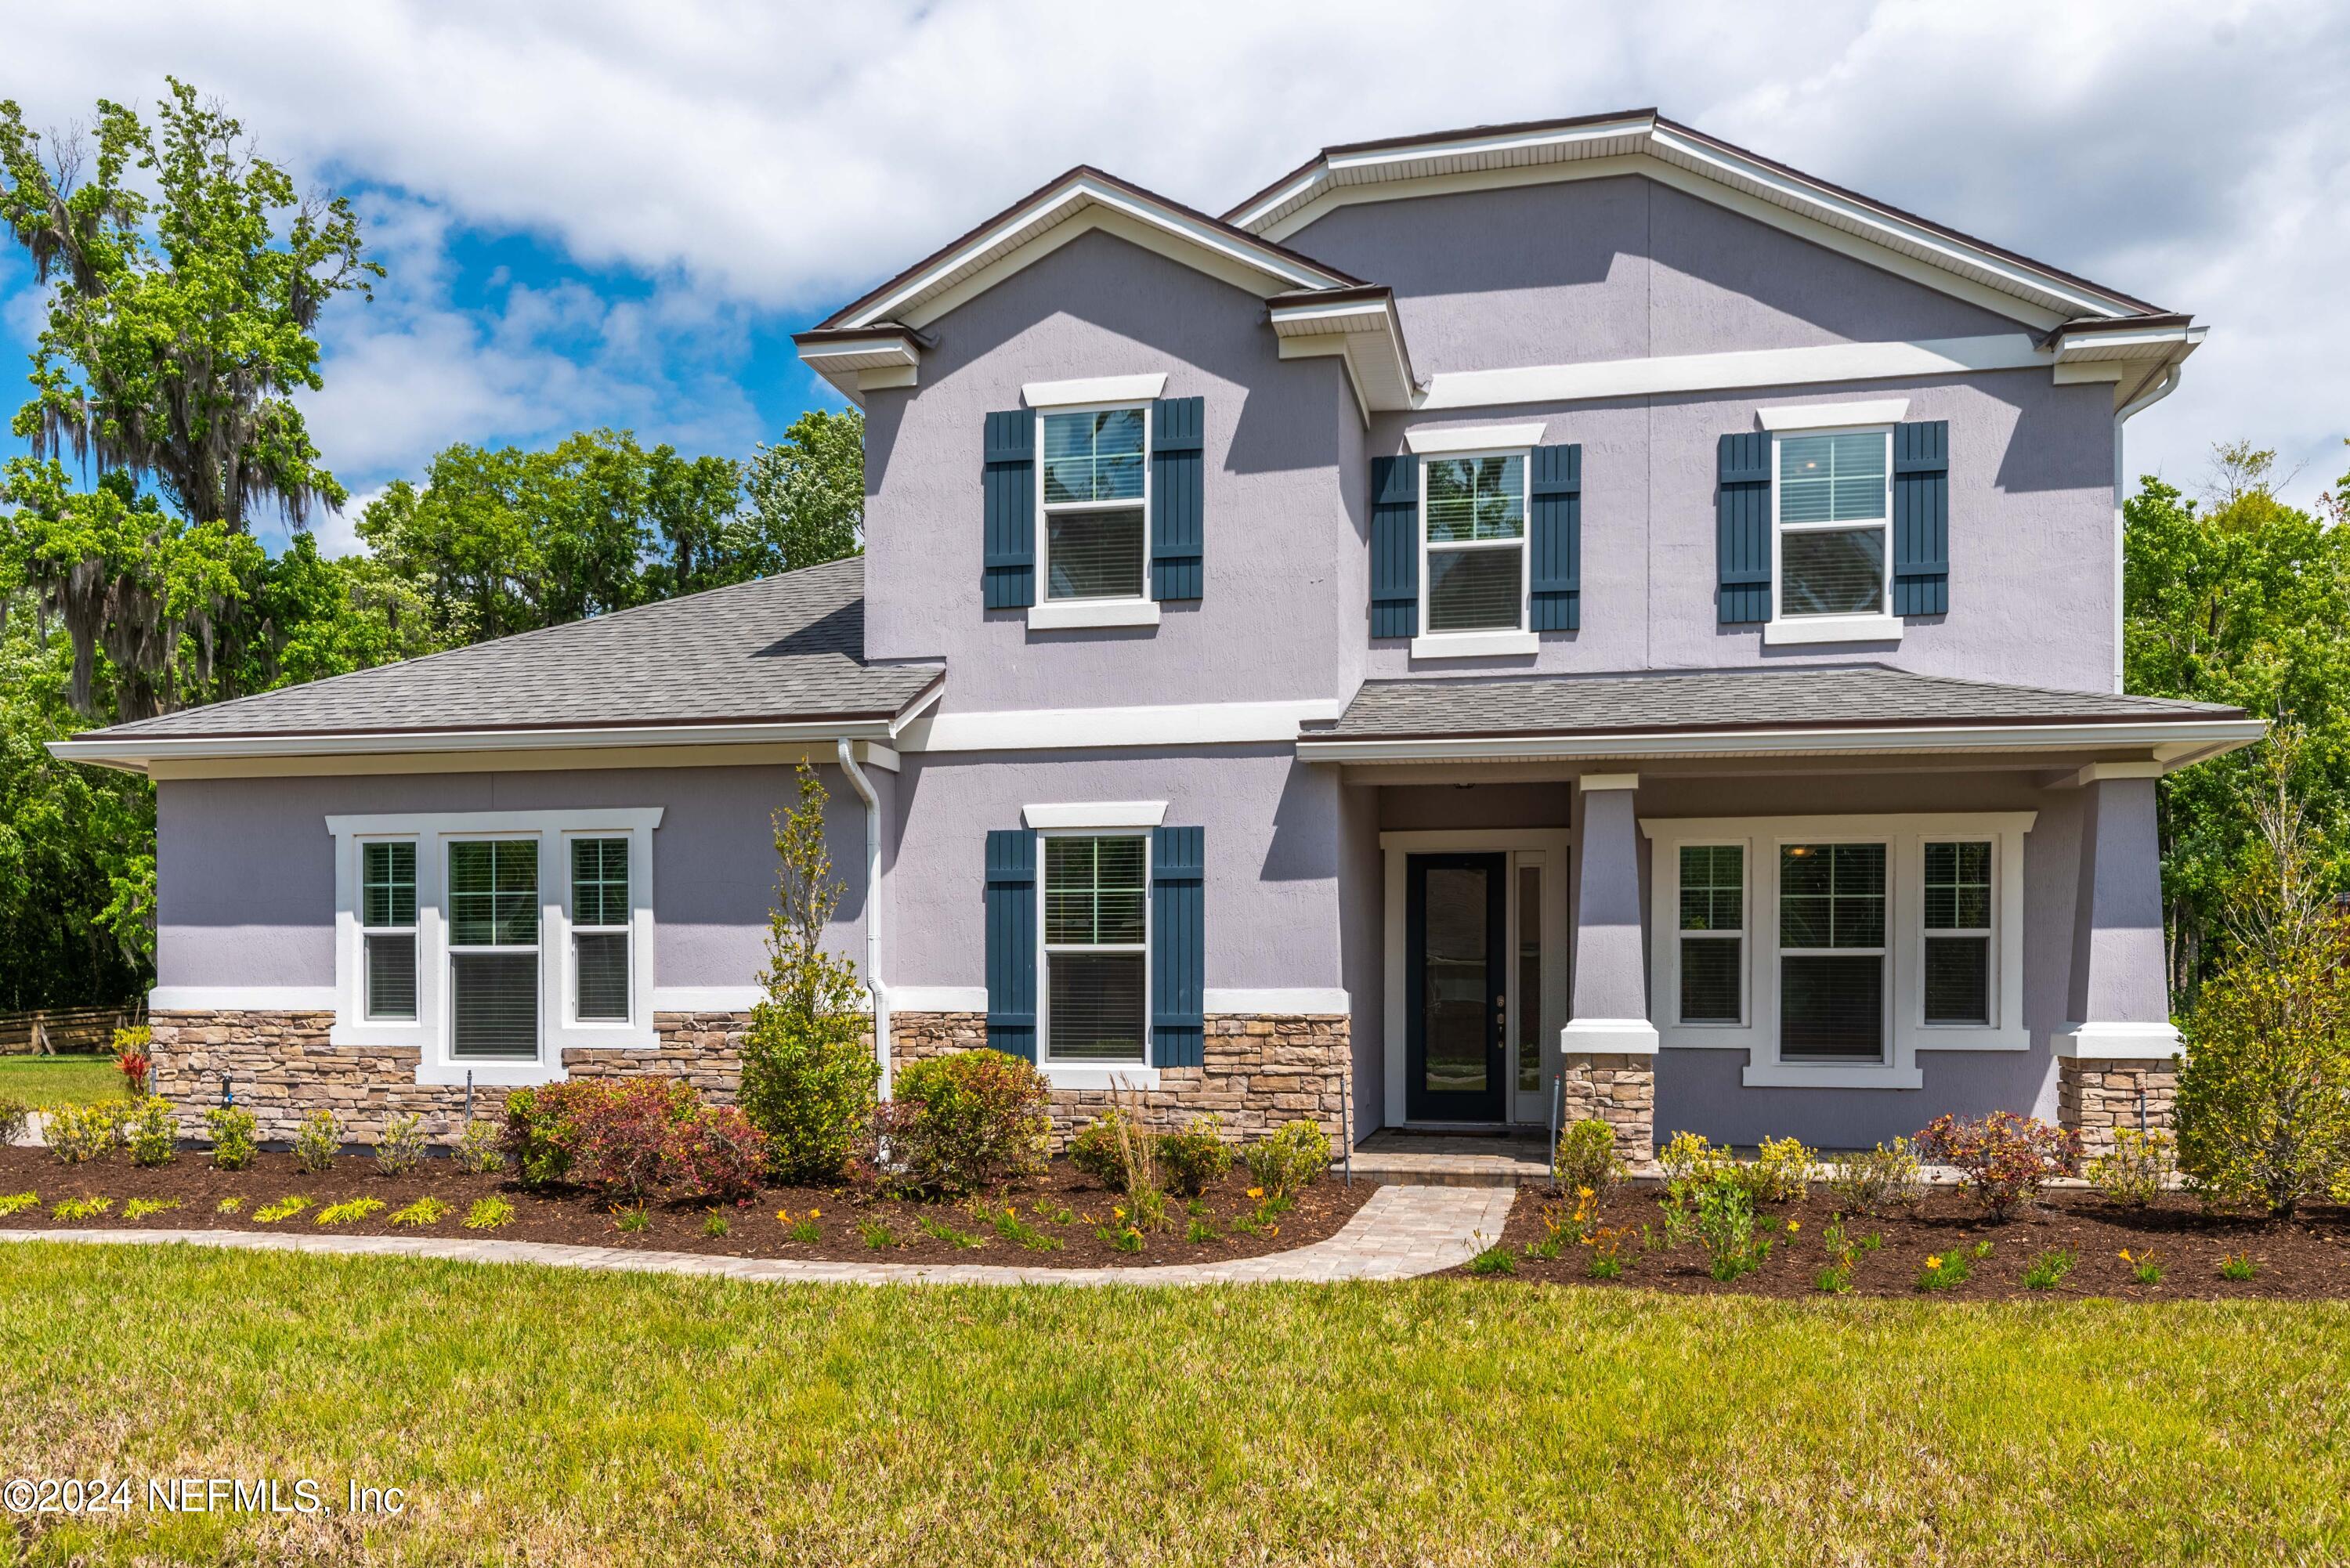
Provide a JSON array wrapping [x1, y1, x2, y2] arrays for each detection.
[[0, 1053, 120, 1110], [2, 1245, 2345, 1563]]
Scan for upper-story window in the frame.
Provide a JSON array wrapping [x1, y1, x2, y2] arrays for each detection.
[[1773, 428, 1890, 621], [1422, 451, 1528, 634], [1040, 406, 1148, 602]]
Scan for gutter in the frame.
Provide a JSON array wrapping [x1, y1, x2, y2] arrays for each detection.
[[836, 738, 891, 1102], [2112, 364, 2184, 693], [1294, 716, 2266, 767]]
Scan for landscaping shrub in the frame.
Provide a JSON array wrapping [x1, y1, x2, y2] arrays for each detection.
[[671, 1105, 769, 1202], [1822, 1139, 1922, 1216], [1687, 1173, 1766, 1281], [450, 1115, 504, 1175], [375, 1112, 427, 1177], [504, 1078, 768, 1202], [1243, 1120, 1331, 1199], [1068, 1111, 1133, 1190], [575, 1078, 703, 1201], [1155, 1115, 1231, 1198], [1914, 1111, 2081, 1219], [205, 1105, 257, 1170], [113, 1025, 152, 1097], [886, 1049, 1051, 1196], [736, 764, 880, 1183], [502, 1080, 615, 1187], [1554, 1118, 1622, 1194], [2175, 736, 2350, 1215], [0, 1095, 29, 1146], [291, 1109, 342, 1173], [1748, 1136, 1816, 1204], [2088, 1126, 2172, 1209], [45, 1100, 125, 1165], [125, 1097, 177, 1166], [1658, 1129, 1726, 1188]]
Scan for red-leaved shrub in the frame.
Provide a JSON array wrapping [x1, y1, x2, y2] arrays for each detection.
[[1914, 1111, 2082, 1219], [869, 1049, 1051, 1195], [673, 1105, 770, 1202], [503, 1078, 769, 1203], [576, 1079, 703, 1201]]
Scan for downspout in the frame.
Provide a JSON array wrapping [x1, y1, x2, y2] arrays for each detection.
[[2112, 364, 2182, 693], [836, 739, 891, 1100]]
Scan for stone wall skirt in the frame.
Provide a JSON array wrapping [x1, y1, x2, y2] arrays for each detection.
[[2058, 1056, 2178, 1160]]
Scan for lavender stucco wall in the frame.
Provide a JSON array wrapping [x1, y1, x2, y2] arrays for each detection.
[[154, 765, 870, 992], [1282, 177, 2021, 377], [886, 746, 1345, 992]]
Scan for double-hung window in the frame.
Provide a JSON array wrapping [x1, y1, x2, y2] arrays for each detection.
[[360, 842, 418, 1021], [448, 840, 540, 1060], [570, 837, 631, 1024], [1042, 834, 1148, 1064], [1676, 844, 1745, 1024], [1423, 452, 1528, 634], [1039, 406, 1147, 602], [1777, 843, 1888, 1063], [1774, 429, 1890, 620], [1922, 840, 1993, 1025]]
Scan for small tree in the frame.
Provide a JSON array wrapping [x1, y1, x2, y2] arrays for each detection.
[[2175, 730, 2350, 1214], [736, 763, 878, 1182]]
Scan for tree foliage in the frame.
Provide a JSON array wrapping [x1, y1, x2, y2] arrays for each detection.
[[743, 408, 865, 575], [2124, 445, 2350, 995]]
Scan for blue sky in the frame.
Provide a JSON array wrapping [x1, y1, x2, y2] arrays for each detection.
[[4, 0, 2346, 556]]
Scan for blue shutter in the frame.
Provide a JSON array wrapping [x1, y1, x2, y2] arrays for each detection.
[[982, 410, 1035, 609], [1892, 420, 1950, 616], [983, 829, 1036, 1060], [1150, 826, 1204, 1068], [1716, 432, 1772, 624], [1150, 396, 1205, 602], [1369, 453, 1419, 638], [1529, 443, 1582, 632]]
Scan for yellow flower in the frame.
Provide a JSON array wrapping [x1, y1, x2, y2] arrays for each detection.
[[809, 1209, 820, 1218], [1113, 1206, 1126, 1219], [1577, 1186, 1595, 1199], [2118, 1249, 2132, 1263], [1925, 1255, 1943, 1269], [1787, 1221, 1800, 1233], [1246, 1187, 1264, 1200], [776, 1209, 790, 1223]]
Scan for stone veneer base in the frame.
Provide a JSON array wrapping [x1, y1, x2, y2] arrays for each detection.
[[1557, 1051, 1656, 1163], [147, 1009, 1348, 1148], [2057, 1055, 2178, 1160]]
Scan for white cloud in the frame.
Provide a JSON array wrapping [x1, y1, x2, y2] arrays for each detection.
[[2, 0, 2345, 501]]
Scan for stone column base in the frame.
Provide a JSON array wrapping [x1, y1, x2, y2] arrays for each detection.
[[2059, 1056, 2178, 1160], [1557, 1052, 1655, 1164]]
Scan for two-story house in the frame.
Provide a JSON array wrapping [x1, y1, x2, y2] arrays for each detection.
[[60, 111, 2261, 1159]]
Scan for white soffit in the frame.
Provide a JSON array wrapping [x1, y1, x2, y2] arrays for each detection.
[[1268, 294, 1417, 417], [1756, 398, 1911, 432], [1406, 422, 1549, 453], [1024, 372, 1168, 407]]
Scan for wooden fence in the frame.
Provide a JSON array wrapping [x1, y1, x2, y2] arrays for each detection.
[[0, 1006, 136, 1056]]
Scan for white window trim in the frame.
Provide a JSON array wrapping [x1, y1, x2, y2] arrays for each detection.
[[1756, 398, 1910, 432], [1640, 812, 2033, 1089], [563, 831, 637, 1031], [1405, 421, 1548, 454], [1766, 423, 1903, 647], [1668, 840, 1751, 1031], [1417, 446, 1532, 648], [1023, 372, 1166, 408], [1036, 826, 1152, 1072], [1032, 399, 1154, 626], [358, 842, 418, 1024], [327, 808, 663, 1082], [1022, 800, 1166, 829]]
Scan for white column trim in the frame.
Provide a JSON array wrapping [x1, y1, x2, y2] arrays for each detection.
[[2055, 1021, 2183, 1060]]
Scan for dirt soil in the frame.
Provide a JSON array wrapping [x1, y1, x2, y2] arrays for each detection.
[[1459, 1182, 2350, 1299], [0, 1146, 1368, 1269]]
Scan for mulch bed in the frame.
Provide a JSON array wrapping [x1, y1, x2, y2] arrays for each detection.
[[0, 1146, 1369, 1269], [1459, 1182, 2350, 1299]]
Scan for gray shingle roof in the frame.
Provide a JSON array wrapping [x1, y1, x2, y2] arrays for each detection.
[[93, 556, 938, 740], [1320, 666, 2245, 741]]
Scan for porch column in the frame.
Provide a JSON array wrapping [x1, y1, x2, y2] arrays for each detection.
[[1562, 773, 1658, 1162], [2057, 764, 2180, 1156]]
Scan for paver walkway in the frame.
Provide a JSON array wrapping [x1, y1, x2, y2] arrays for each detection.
[[2, 1183, 1516, 1288]]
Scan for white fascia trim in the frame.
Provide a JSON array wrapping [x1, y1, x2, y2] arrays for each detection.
[[1415, 334, 2044, 412], [1405, 422, 1549, 454], [1027, 598, 1162, 631], [794, 336, 920, 374], [150, 985, 338, 1013], [1296, 718, 2268, 766], [1203, 987, 1350, 1016], [1022, 800, 1168, 829], [2065, 761, 2166, 786], [325, 807, 666, 837], [905, 697, 1347, 754], [51, 717, 898, 771], [837, 176, 1342, 331], [1229, 114, 1653, 231], [651, 986, 765, 1014], [1024, 372, 1167, 408], [1560, 1018, 1661, 1057], [2055, 1021, 2183, 1060], [890, 985, 990, 1013], [1578, 773, 1640, 792], [1762, 613, 1904, 646], [1037, 1064, 1161, 1091], [1409, 631, 1539, 660], [1756, 398, 1911, 432]]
